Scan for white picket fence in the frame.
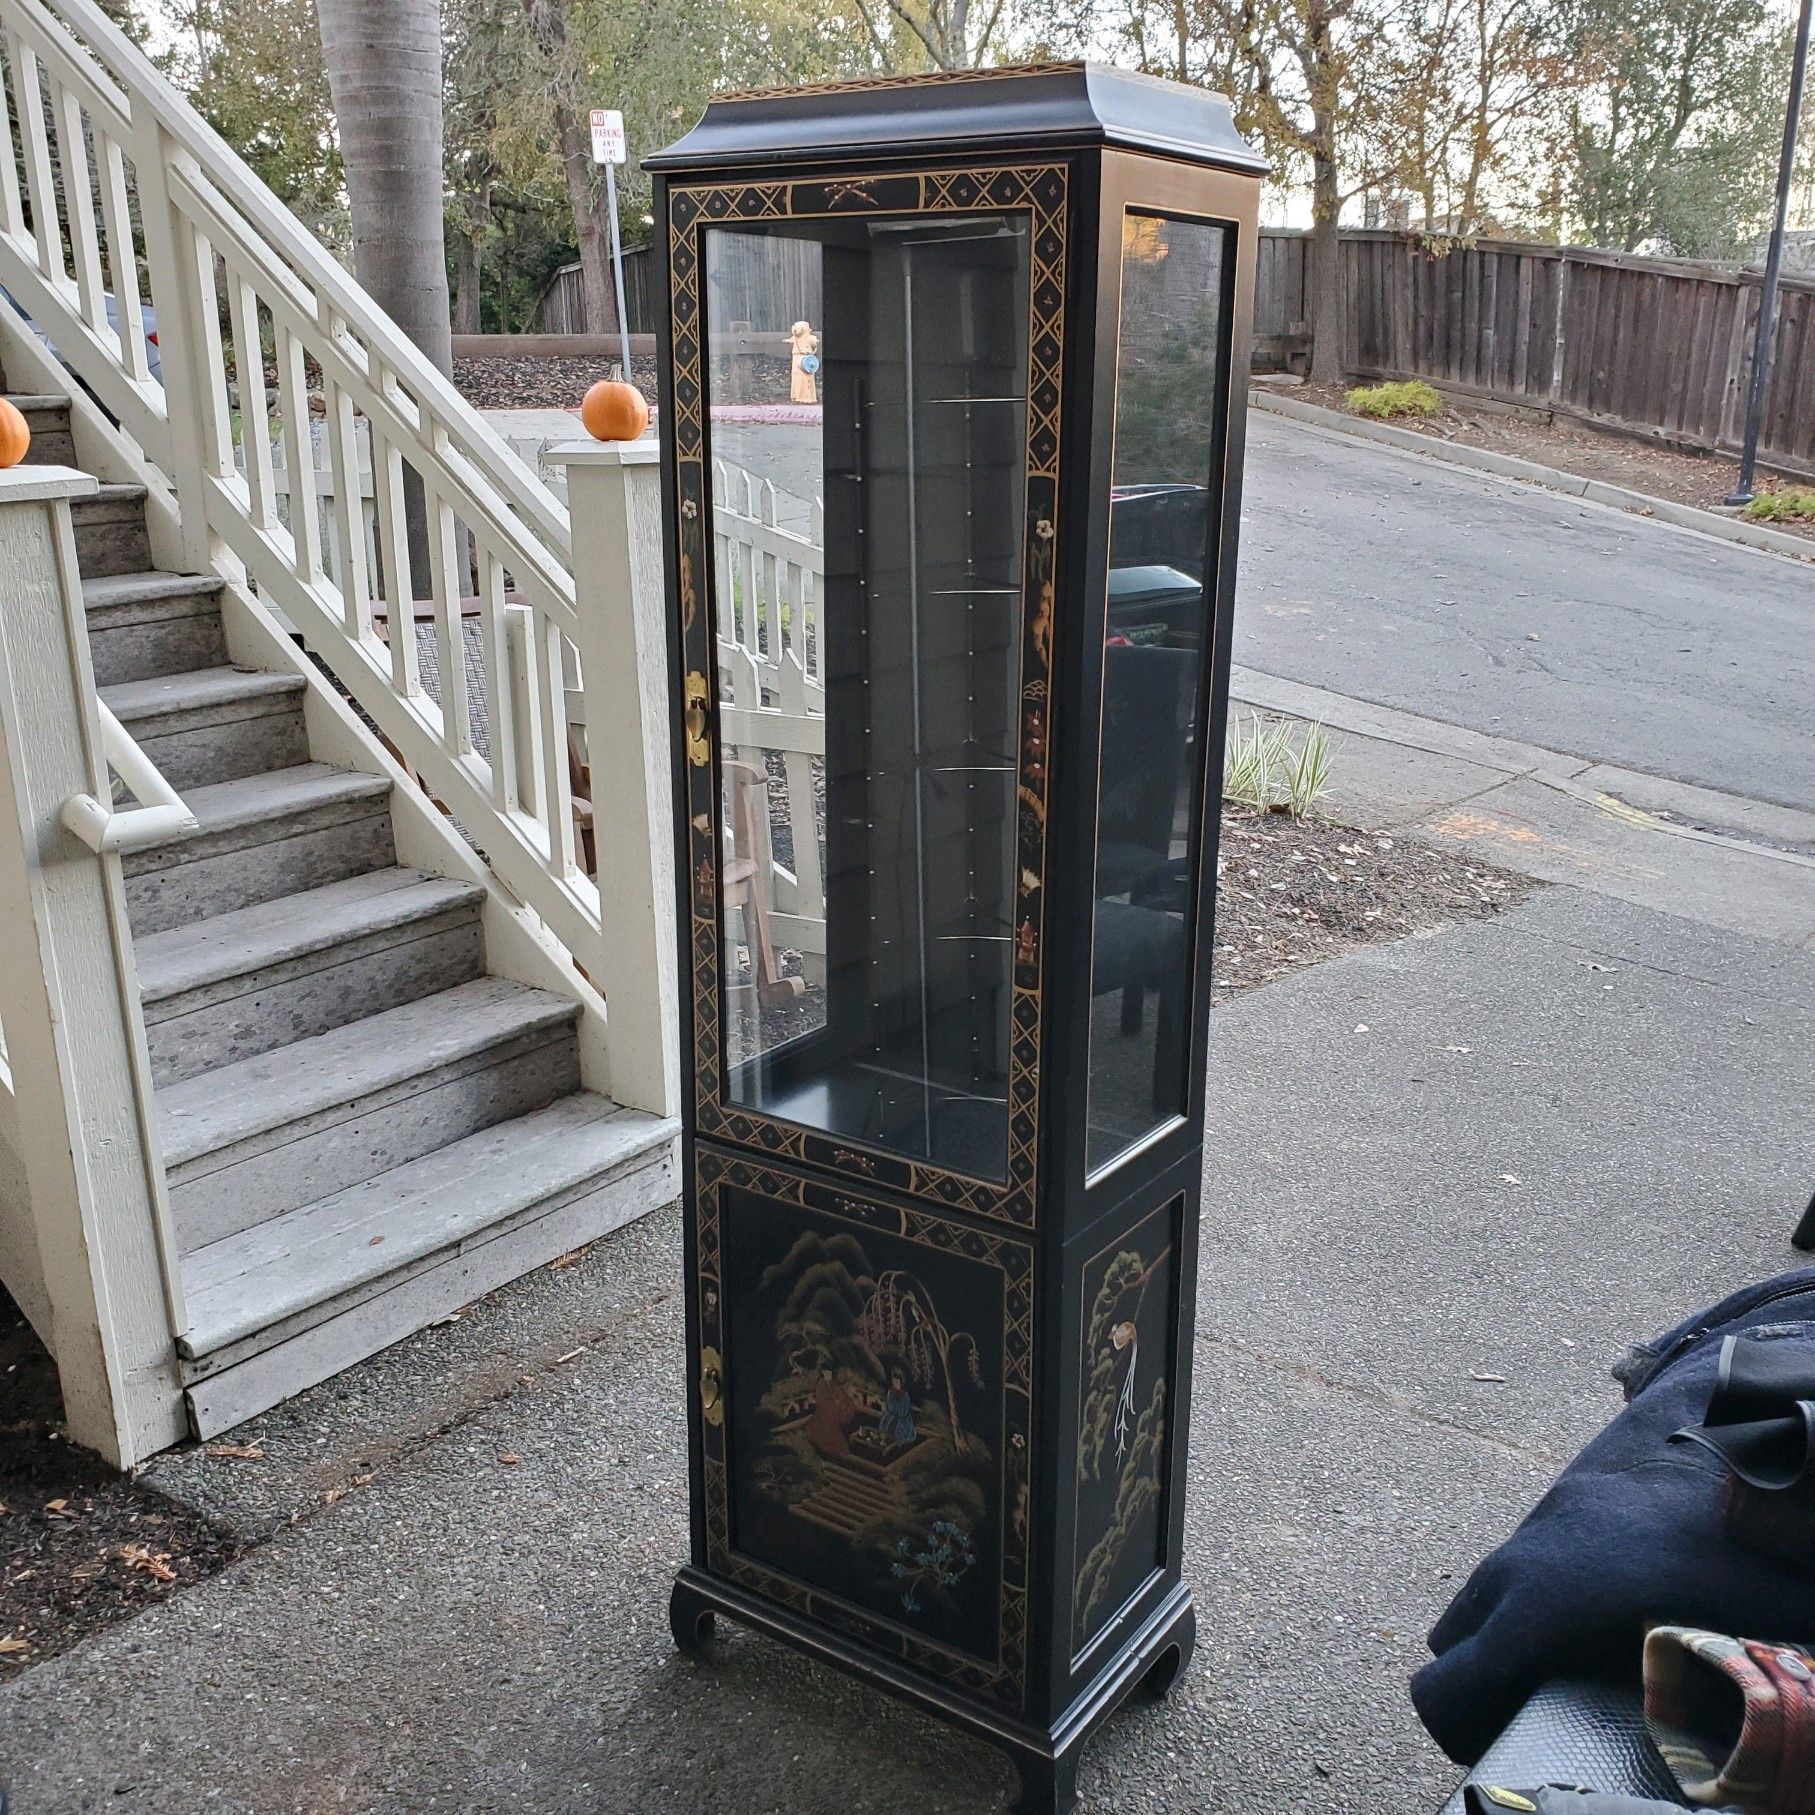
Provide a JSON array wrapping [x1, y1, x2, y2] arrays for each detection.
[[710, 460, 827, 978]]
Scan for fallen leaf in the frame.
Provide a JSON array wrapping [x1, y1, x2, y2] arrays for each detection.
[[119, 1543, 177, 1583], [0, 1634, 31, 1655], [497, 1452, 521, 1466], [205, 1442, 264, 1461], [322, 1487, 344, 1505], [548, 1246, 589, 1272], [43, 1498, 69, 1516]]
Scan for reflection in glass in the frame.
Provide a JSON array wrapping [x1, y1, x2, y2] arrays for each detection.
[[1085, 211, 1228, 1177], [706, 216, 1031, 1182]]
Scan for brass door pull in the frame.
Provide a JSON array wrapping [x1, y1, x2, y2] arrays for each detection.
[[684, 672, 710, 766], [698, 1347, 723, 1425]]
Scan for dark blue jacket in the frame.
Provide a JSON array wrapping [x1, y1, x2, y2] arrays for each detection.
[[1412, 1267, 1815, 1765]]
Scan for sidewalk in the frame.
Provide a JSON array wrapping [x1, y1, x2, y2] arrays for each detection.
[[1, 874, 1806, 1812], [1230, 664, 1815, 951]]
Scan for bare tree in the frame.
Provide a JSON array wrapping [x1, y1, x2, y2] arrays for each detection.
[[852, 0, 1007, 69], [315, 0, 453, 376], [524, 0, 619, 347], [1120, 0, 1400, 382]]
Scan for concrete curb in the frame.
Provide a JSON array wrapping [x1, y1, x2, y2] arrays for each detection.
[[1227, 662, 1815, 872], [1250, 390, 1815, 566]]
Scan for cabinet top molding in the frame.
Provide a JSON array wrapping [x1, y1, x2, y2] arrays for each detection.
[[647, 63, 1267, 179]]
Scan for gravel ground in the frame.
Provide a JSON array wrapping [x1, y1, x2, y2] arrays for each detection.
[[1288, 379, 1815, 540]]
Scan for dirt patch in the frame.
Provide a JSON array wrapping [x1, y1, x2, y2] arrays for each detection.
[[1284, 380, 1815, 544], [1, 1289, 238, 1676], [1211, 805, 1531, 998], [453, 351, 662, 412]]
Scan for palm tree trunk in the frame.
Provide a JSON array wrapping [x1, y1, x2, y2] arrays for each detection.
[[316, 0, 451, 594], [316, 0, 453, 377]]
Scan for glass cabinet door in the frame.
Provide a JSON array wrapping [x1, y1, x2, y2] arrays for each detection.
[[703, 213, 1032, 1185], [1085, 210, 1230, 1178]]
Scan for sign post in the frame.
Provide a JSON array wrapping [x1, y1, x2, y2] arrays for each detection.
[[589, 107, 634, 385]]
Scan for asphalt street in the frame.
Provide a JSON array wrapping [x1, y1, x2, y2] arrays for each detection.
[[708, 410, 1814, 811], [1237, 416, 1813, 811]]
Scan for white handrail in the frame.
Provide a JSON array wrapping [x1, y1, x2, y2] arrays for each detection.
[[61, 702, 201, 855], [41, 0, 572, 561], [0, 0, 609, 974]]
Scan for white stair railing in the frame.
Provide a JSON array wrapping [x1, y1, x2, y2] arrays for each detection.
[[60, 700, 201, 853], [0, 0, 607, 973]]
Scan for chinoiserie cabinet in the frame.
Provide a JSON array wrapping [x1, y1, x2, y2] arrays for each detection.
[[646, 62, 1263, 1814]]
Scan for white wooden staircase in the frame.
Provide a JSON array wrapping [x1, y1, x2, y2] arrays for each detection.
[[0, 0, 680, 1461]]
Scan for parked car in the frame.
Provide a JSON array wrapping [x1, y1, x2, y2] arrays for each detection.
[[1, 284, 160, 384]]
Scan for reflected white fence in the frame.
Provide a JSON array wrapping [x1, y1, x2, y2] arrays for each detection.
[[711, 460, 826, 981]]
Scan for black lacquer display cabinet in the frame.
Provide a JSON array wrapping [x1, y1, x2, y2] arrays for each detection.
[[645, 62, 1263, 1813]]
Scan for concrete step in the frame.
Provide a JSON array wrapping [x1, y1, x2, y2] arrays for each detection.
[[159, 975, 583, 1250], [137, 867, 488, 1086], [123, 762, 395, 934], [4, 392, 75, 465], [85, 570, 228, 686], [177, 1092, 679, 1437], [101, 663, 309, 790], [70, 481, 150, 577]]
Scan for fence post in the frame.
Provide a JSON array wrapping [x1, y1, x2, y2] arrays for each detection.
[[0, 467, 186, 1467], [544, 439, 680, 1121], [1547, 251, 1570, 408]]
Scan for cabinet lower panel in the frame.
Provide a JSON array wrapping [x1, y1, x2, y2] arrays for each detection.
[[691, 1145, 1034, 1708], [1069, 1194, 1182, 1667]]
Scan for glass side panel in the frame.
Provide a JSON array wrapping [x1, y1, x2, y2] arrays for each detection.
[[705, 216, 1031, 1183], [1084, 210, 1229, 1179]]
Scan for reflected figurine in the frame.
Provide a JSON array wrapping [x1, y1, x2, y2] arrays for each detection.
[[789, 319, 820, 404]]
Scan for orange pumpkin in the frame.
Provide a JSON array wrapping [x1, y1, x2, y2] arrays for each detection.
[[580, 379, 650, 443], [0, 397, 30, 469]]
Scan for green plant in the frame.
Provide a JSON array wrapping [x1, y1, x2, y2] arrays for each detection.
[[1223, 712, 1334, 819], [1345, 379, 1442, 421], [1742, 487, 1815, 523]]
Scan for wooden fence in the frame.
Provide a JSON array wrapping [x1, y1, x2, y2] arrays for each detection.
[[1254, 229, 1815, 477], [531, 230, 1815, 476]]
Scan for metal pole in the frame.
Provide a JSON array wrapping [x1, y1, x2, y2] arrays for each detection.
[[1725, 0, 1812, 506], [604, 156, 634, 386]]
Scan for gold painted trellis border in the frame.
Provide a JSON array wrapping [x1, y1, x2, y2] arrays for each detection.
[[666, 161, 1070, 1230], [692, 1147, 1034, 1706]]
